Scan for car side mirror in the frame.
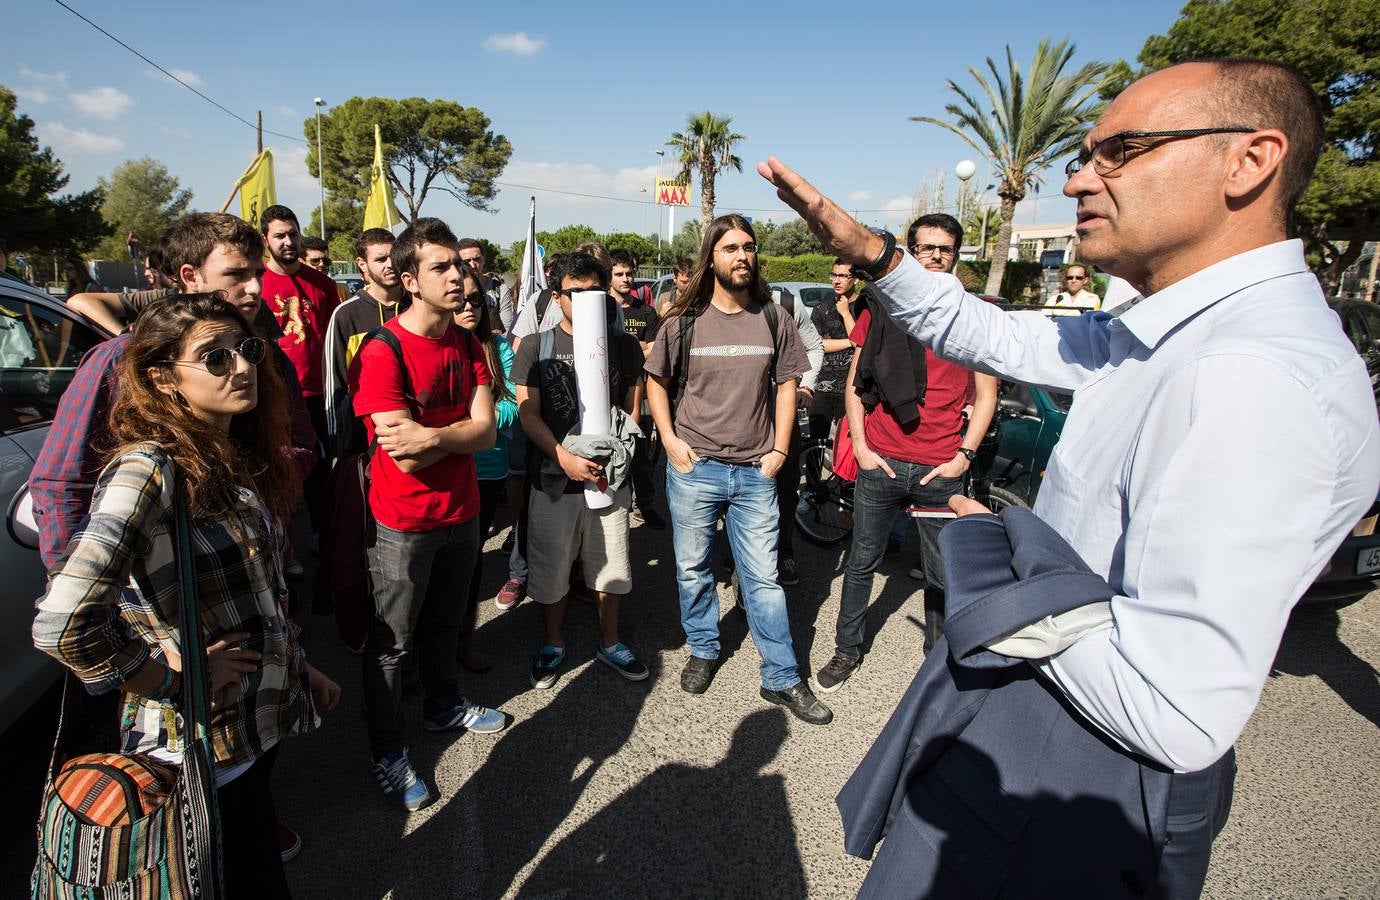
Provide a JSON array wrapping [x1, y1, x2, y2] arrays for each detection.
[[7, 483, 40, 552]]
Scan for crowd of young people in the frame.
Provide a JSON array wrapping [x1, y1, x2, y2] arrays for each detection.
[[28, 201, 993, 893]]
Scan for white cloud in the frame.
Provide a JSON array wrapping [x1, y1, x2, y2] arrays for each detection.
[[483, 32, 546, 55], [36, 122, 124, 155], [14, 86, 50, 106], [501, 160, 656, 206], [276, 145, 322, 192], [847, 190, 873, 203], [275, 105, 299, 119], [19, 65, 67, 84], [69, 86, 133, 120], [144, 67, 205, 88]]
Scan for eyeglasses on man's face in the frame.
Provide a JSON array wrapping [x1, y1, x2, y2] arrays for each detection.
[[909, 243, 956, 258], [1064, 274, 1088, 282], [172, 336, 266, 377], [714, 243, 758, 257], [1064, 126, 1256, 178]]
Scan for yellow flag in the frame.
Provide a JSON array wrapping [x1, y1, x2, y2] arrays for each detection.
[[363, 124, 401, 230], [234, 149, 276, 228]]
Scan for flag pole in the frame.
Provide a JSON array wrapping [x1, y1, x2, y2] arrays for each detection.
[[218, 153, 264, 213]]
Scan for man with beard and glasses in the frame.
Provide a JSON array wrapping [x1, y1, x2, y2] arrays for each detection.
[[646, 214, 831, 726], [323, 228, 406, 456], [760, 58, 1380, 895], [261, 205, 340, 543], [610, 247, 667, 531]]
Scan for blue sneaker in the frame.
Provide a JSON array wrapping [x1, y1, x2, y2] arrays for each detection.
[[530, 645, 566, 689], [371, 749, 434, 811], [597, 642, 649, 682], [424, 699, 510, 734]]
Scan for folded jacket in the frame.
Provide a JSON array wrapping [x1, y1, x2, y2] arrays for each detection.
[[538, 406, 643, 500]]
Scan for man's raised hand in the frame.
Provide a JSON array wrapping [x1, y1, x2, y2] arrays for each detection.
[[756, 157, 883, 265]]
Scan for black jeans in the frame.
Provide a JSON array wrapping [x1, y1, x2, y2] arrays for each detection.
[[630, 433, 660, 511], [467, 479, 507, 613], [836, 456, 965, 661], [774, 419, 804, 561], [303, 395, 330, 535], [219, 745, 290, 898]]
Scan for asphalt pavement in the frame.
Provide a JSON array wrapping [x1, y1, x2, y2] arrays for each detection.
[[3, 512, 1377, 898]]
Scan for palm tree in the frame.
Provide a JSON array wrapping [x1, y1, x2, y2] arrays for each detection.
[[913, 38, 1110, 296], [667, 112, 745, 234]]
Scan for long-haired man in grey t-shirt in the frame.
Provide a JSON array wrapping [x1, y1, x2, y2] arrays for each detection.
[[646, 214, 832, 726]]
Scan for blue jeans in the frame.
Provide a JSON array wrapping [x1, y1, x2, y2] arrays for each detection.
[[836, 456, 965, 661], [665, 457, 800, 691]]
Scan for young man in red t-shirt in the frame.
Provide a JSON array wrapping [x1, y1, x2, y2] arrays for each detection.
[[815, 214, 998, 694], [351, 217, 510, 811], [260, 205, 340, 545]]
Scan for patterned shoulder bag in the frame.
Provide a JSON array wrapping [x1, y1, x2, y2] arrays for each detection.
[[32, 487, 225, 899]]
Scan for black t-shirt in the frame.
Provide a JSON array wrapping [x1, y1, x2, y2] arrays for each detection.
[[512, 324, 643, 491], [811, 297, 855, 395], [619, 298, 660, 344]]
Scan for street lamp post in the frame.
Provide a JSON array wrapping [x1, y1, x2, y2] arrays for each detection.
[[956, 159, 997, 261], [655, 149, 668, 254], [313, 98, 327, 241]]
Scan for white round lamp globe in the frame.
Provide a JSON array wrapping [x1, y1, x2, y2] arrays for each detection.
[[954, 160, 977, 181]]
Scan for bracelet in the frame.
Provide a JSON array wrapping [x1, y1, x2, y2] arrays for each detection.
[[148, 664, 177, 701], [767, 449, 787, 458]]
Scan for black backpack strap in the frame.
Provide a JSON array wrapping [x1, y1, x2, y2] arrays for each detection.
[[670, 308, 699, 412], [762, 299, 781, 385], [358, 326, 413, 461]]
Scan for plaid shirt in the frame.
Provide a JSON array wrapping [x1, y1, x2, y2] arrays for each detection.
[[33, 444, 315, 768], [30, 328, 318, 568]]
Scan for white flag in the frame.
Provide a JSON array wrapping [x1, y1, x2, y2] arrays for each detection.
[[517, 196, 546, 321]]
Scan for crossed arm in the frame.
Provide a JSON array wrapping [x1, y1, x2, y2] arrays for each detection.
[[370, 383, 497, 474]]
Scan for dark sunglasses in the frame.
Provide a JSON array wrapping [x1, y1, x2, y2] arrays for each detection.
[[458, 293, 487, 309], [172, 337, 266, 377]]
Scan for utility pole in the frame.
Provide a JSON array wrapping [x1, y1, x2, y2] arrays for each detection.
[[256, 110, 263, 155]]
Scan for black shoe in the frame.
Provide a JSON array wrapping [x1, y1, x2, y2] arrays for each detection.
[[760, 681, 833, 725], [637, 506, 667, 530], [778, 556, 799, 586], [815, 653, 859, 693], [680, 655, 719, 694], [500, 530, 515, 553]]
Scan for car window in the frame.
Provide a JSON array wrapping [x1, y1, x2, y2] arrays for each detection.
[[1047, 391, 1073, 412], [0, 296, 102, 431], [1000, 382, 1039, 418], [798, 288, 833, 308]]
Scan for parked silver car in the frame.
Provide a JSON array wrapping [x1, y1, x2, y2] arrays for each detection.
[[0, 277, 111, 734]]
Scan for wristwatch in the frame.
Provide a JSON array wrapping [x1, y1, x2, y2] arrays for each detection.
[[957, 447, 977, 462], [851, 227, 897, 282]]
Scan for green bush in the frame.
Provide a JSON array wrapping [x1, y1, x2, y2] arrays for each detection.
[[760, 253, 836, 284]]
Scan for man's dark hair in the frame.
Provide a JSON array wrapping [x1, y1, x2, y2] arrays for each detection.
[[572, 241, 611, 277], [550, 252, 611, 293], [608, 248, 637, 271], [301, 236, 328, 254], [669, 214, 771, 317], [456, 237, 483, 254], [543, 253, 564, 278], [1196, 59, 1324, 226], [390, 217, 458, 286], [259, 204, 299, 235], [144, 246, 164, 274], [355, 228, 395, 262], [674, 257, 693, 276], [907, 213, 963, 251], [161, 213, 265, 280]]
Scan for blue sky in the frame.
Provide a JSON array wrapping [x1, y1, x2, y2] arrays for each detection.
[[8, 0, 1183, 252]]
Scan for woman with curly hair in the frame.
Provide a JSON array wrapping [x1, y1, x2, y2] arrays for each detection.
[[33, 292, 341, 898]]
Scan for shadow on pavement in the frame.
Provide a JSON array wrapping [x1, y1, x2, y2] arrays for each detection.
[[517, 707, 803, 898], [1272, 602, 1380, 729]]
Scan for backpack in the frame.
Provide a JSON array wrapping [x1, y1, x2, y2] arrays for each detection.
[[355, 325, 415, 462], [666, 297, 782, 413]]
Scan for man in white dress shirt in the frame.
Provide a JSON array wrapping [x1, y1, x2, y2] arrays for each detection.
[[761, 57, 1380, 894]]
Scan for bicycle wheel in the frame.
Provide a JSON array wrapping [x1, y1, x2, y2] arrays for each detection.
[[795, 481, 854, 546], [799, 440, 835, 495]]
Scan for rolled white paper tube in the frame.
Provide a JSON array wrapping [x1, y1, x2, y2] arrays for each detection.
[[572, 290, 613, 509]]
